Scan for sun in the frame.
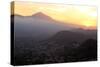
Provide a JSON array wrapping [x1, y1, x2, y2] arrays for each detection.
[[82, 21, 94, 27]]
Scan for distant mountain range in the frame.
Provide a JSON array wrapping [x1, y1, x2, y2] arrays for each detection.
[[11, 12, 97, 41]]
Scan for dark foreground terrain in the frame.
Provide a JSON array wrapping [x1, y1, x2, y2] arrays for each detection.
[[12, 31, 97, 66]]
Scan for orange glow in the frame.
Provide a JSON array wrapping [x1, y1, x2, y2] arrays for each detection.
[[11, 1, 97, 29]]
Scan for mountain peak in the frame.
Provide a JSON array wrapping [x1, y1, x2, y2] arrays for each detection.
[[32, 12, 45, 16], [32, 12, 47, 17], [32, 12, 53, 20]]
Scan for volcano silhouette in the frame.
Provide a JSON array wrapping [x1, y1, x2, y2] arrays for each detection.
[[32, 12, 54, 21]]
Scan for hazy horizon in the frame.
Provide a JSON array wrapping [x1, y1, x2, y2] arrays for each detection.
[[11, 1, 97, 30], [12, 11, 97, 30]]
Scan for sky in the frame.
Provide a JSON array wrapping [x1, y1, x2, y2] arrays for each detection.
[[11, 1, 97, 30]]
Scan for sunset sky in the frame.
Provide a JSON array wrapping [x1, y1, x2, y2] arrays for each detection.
[[11, 1, 97, 29]]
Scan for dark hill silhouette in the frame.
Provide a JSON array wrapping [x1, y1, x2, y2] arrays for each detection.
[[71, 28, 97, 39], [35, 31, 87, 50], [78, 39, 97, 59], [47, 30, 96, 45], [66, 39, 97, 61]]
